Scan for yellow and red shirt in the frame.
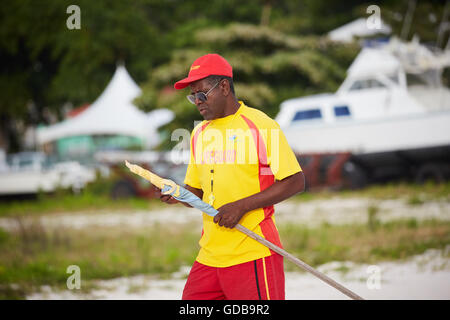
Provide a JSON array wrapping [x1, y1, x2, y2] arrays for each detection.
[[184, 101, 302, 267]]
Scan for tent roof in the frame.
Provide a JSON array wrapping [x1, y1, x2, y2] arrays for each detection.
[[37, 65, 171, 146]]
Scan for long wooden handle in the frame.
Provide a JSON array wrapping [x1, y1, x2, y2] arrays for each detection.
[[235, 223, 364, 300]]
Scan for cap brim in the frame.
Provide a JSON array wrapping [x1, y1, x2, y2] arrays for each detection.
[[174, 74, 209, 90]]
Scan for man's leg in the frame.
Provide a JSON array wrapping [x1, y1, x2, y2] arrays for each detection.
[[219, 254, 285, 300], [182, 261, 226, 300]]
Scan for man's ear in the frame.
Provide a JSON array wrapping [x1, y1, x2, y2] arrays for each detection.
[[220, 79, 230, 96]]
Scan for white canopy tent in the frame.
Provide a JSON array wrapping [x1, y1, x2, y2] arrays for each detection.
[[37, 65, 173, 149]]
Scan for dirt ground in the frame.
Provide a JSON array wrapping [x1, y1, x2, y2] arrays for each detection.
[[2, 196, 448, 300]]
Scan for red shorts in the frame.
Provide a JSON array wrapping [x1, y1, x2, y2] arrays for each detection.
[[182, 254, 284, 300]]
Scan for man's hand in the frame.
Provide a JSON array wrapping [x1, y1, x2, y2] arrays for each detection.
[[152, 185, 178, 204], [213, 200, 247, 228], [212, 172, 305, 228]]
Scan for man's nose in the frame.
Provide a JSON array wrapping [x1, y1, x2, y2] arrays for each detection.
[[195, 96, 204, 106]]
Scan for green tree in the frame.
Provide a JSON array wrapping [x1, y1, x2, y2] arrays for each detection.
[[135, 23, 359, 149], [0, 0, 166, 151], [1, 0, 446, 152]]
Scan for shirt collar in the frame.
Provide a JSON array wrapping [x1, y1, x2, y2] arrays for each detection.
[[209, 101, 245, 126]]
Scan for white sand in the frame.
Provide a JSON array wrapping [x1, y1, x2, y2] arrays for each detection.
[[1, 197, 449, 232], [4, 197, 448, 300], [0, 206, 201, 232], [27, 246, 450, 300]]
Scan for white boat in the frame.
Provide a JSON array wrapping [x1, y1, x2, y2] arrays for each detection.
[[276, 38, 450, 186]]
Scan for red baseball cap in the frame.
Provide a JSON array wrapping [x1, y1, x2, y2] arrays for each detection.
[[174, 54, 233, 90]]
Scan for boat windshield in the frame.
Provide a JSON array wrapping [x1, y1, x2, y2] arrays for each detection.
[[349, 79, 386, 91], [406, 69, 441, 88]]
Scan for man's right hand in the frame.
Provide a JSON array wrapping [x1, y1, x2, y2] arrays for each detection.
[[153, 185, 179, 204]]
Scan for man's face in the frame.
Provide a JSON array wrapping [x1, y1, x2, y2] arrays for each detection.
[[189, 78, 224, 120]]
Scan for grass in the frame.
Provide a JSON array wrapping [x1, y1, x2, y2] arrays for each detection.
[[0, 180, 449, 298], [0, 175, 165, 217], [1, 181, 449, 218], [0, 193, 163, 217], [292, 181, 450, 202], [0, 217, 449, 299], [367, 204, 380, 232], [0, 222, 201, 299], [280, 219, 450, 271]]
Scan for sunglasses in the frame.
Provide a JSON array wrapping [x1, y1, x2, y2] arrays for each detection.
[[187, 81, 220, 105]]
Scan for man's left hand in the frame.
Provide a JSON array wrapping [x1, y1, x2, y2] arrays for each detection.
[[213, 201, 247, 228]]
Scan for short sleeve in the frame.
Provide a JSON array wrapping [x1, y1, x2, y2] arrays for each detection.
[[267, 122, 302, 181]]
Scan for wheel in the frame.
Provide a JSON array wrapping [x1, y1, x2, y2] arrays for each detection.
[[342, 161, 368, 189], [111, 180, 136, 199], [415, 163, 448, 185]]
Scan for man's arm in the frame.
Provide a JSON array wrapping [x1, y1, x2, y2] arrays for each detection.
[[156, 184, 203, 207], [213, 171, 305, 228]]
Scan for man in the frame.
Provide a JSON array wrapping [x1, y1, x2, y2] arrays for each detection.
[[157, 53, 305, 300]]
